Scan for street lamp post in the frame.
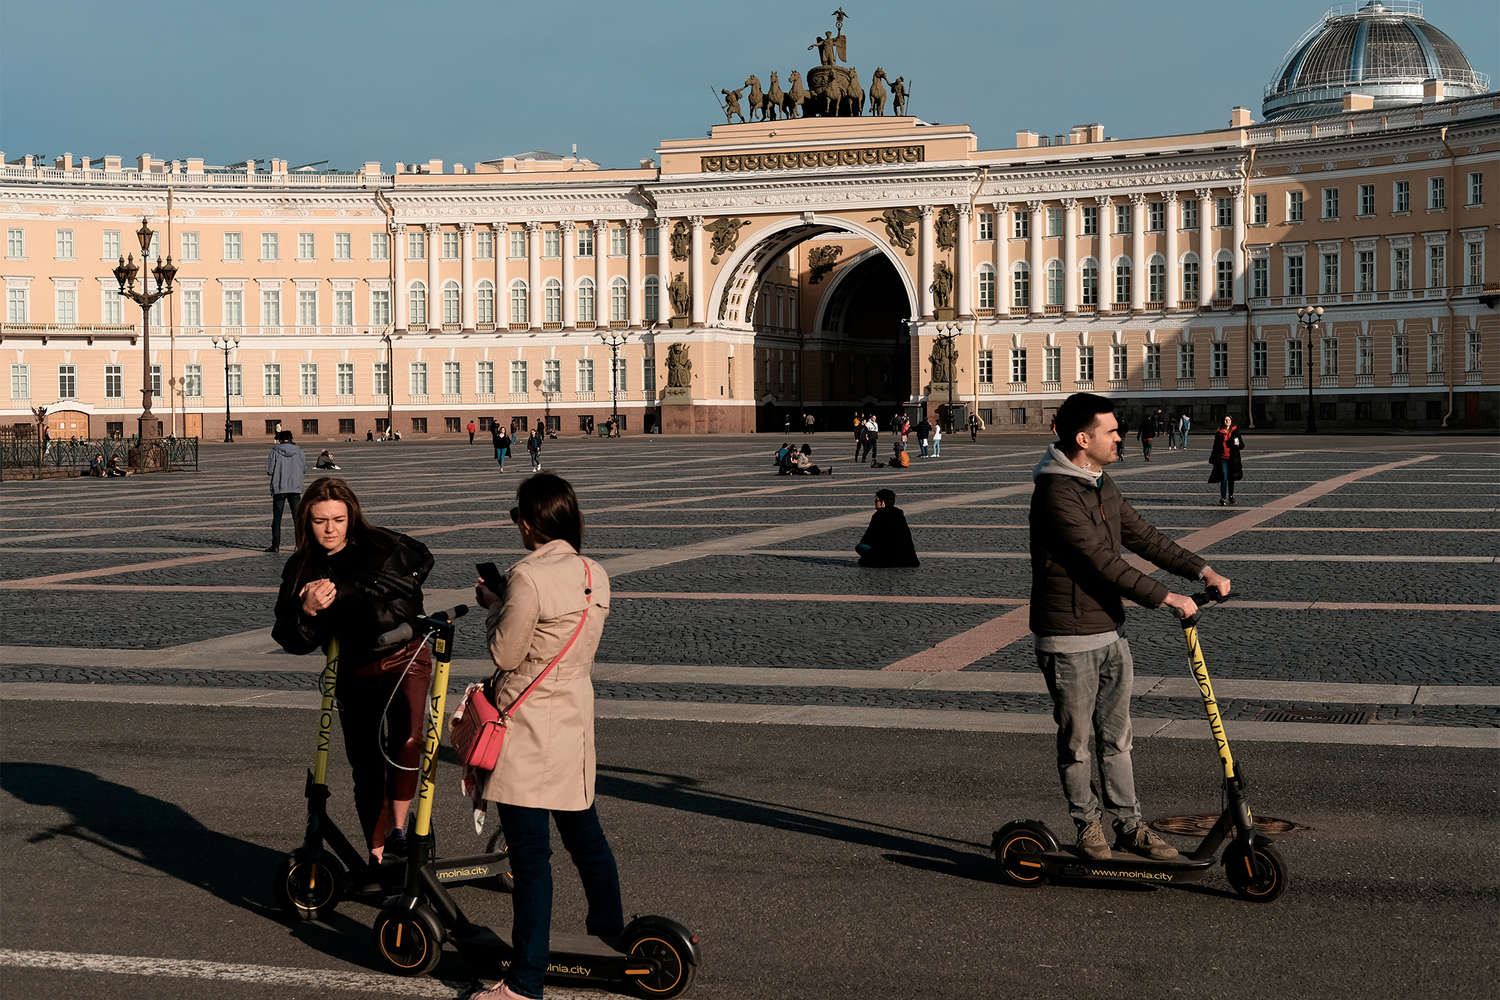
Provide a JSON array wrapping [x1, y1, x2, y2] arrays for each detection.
[[598, 329, 628, 436], [210, 334, 240, 442], [534, 378, 559, 434], [379, 330, 395, 438], [1295, 305, 1323, 434], [112, 218, 178, 450]]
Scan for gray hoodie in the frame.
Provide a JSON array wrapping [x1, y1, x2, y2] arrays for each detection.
[[1031, 443, 1101, 488], [266, 441, 305, 495]]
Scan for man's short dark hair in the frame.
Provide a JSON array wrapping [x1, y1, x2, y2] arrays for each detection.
[[1054, 392, 1115, 456], [276, 430, 293, 443], [876, 489, 896, 506]]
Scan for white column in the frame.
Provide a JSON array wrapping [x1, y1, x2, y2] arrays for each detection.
[[955, 204, 973, 318], [1197, 188, 1213, 308], [1028, 200, 1045, 315], [393, 223, 408, 331], [425, 223, 440, 330], [1062, 198, 1079, 315], [560, 221, 576, 328], [627, 219, 643, 327], [919, 205, 935, 318], [593, 218, 609, 325], [526, 221, 542, 329], [1164, 192, 1180, 310], [1096, 196, 1112, 309], [993, 202, 1010, 316], [459, 222, 475, 331], [1130, 194, 1146, 313], [689, 216, 706, 326], [493, 222, 507, 326], [1230, 184, 1247, 306], [656, 218, 672, 324]]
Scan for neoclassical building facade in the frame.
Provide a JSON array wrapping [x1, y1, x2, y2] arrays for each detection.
[[3, 5, 1496, 438]]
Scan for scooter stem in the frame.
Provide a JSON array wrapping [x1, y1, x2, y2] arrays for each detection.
[[312, 638, 339, 787], [1183, 623, 1237, 783], [411, 628, 451, 843]]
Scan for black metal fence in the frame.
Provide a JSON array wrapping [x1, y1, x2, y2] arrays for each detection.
[[0, 432, 199, 481]]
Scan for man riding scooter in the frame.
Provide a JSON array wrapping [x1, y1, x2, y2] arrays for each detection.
[[1030, 392, 1230, 861]]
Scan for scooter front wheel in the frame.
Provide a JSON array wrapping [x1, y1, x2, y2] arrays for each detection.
[[992, 821, 1058, 888], [626, 928, 696, 998], [273, 849, 344, 921], [1224, 842, 1288, 902], [373, 902, 445, 976]]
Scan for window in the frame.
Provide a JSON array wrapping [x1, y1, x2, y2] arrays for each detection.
[[978, 349, 994, 383], [577, 227, 595, 257], [644, 227, 659, 256], [224, 232, 242, 261], [1148, 201, 1165, 232], [509, 229, 527, 259], [371, 288, 391, 327], [610, 277, 628, 323], [1012, 262, 1030, 309], [1286, 191, 1303, 222], [105, 364, 123, 398], [409, 283, 427, 326], [184, 363, 203, 397], [260, 232, 279, 261], [509, 360, 528, 394], [371, 233, 389, 260], [151, 364, 162, 395], [543, 358, 561, 393], [977, 212, 994, 240], [338, 419, 355, 436], [1321, 187, 1339, 220], [411, 418, 426, 434], [373, 361, 390, 397], [1148, 257, 1165, 303], [1080, 261, 1098, 307], [1177, 341, 1195, 380], [1427, 332, 1443, 373], [644, 276, 660, 322], [1252, 340, 1267, 379], [610, 356, 628, 392], [1252, 193, 1267, 225], [334, 288, 353, 326], [55, 286, 77, 323], [1045, 208, 1062, 237], [1115, 259, 1132, 305], [1215, 197, 1232, 228], [1251, 257, 1269, 298], [442, 281, 461, 325], [58, 364, 78, 398], [477, 281, 495, 325], [1427, 244, 1446, 289], [1356, 336, 1373, 376], [1081, 205, 1098, 236], [226, 363, 243, 396], [6, 228, 23, 258], [576, 358, 595, 392], [100, 230, 121, 261], [1428, 177, 1445, 210], [543, 230, 562, 258], [1115, 204, 1131, 234], [1216, 257, 1233, 299], [1013, 210, 1029, 239], [1358, 184, 1375, 217], [476, 230, 493, 260], [1285, 339, 1303, 377], [181, 231, 200, 262], [610, 227, 628, 257], [1182, 198, 1198, 230], [1467, 330, 1482, 372], [1394, 180, 1411, 213], [334, 232, 352, 261], [409, 361, 429, 396], [442, 231, 460, 260], [178, 288, 201, 326], [445, 417, 462, 433], [1320, 251, 1340, 294], [1182, 255, 1199, 302], [977, 266, 995, 309], [407, 230, 426, 260], [544, 278, 562, 323], [642, 356, 656, 393], [1045, 261, 1063, 307], [1392, 335, 1408, 374], [224, 288, 244, 326], [1043, 347, 1061, 383], [299, 362, 318, 396], [510, 281, 529, 324], [1211, 342, 1229, 379], [1393, 246, 1411, 290], [337, 362, 354, 396], [55, 229, 74, 260], [1010, 407, 1027, 425], [1077, 346, 1095, 383], [1468, 171, 1484, 206], [443, 360, 461, 395], [1285, 252, 1304, 296], [263, 363, 282, 396], [476, 360, 495, 395], [1356, 250, 1375, 292], [1008, 348, 1028, 384], [1144, 344, 1161, 381], [1466, 239, 1485, 287], [298, 288, 318, 326], [1110, 344, 1126, 381]]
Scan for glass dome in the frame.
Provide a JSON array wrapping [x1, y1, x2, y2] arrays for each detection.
[[1263, 2, 1490, 122]]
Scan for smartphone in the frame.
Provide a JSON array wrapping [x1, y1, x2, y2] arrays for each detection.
[[476, 562, 504, 593]]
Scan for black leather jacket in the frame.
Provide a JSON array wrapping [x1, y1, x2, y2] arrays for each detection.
[[272, 527, 433, 665]]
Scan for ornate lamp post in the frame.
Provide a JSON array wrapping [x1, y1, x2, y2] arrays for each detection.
[[598, 329, 628, 436], [210, 334, 240, 442], [1295, 305, 1323, 434], [112, 218, 178, 447], [379, 330, 395, 437]]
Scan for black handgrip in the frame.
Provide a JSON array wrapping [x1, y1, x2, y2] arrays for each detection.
[[1179, 590, 1232, 629], [373, 604, 468, 647]]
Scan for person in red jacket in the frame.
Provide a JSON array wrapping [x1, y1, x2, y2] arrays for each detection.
[[1209, 415, 1245, 506]]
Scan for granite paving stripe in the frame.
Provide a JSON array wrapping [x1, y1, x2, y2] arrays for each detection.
[[1261, 509, 1500, 529], [0, 550, 258, 588], [1205, 530, 1500, 557], [612, 553, 1034, 598], [0, 550, 151, 581]]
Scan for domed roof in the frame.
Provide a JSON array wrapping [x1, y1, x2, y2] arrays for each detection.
[[1263, 2, 1490, 122]]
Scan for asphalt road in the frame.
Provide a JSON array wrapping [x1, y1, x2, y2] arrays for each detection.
[[2, 700, 1495, 1000]]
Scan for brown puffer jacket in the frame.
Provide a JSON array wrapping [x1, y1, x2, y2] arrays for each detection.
[[1028, 445, 1206, 636]]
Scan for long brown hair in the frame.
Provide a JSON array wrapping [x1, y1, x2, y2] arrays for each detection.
[[515, 472, 584, 552], [288, 477, 376, 583]]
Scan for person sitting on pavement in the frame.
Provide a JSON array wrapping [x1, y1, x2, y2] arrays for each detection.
[[774, 442, 795, 475], [791, 443, 830, 476], [87, 453, 106, 477], [315, 449, 341, 470], [106, 456, 130, 477], [885, 439, 910, 469], [855, 489, 920, 567]]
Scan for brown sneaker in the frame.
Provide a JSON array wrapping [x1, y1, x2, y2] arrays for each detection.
[[1117, 824, 1179, 860], [1076, 817, 1111, 860]]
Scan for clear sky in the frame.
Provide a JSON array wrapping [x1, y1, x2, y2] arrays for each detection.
[[2, 0, 1496, 171]]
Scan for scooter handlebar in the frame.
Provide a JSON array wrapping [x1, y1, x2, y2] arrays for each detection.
[[374, 604, 469, 648], [1179, 590, 1231, 628]]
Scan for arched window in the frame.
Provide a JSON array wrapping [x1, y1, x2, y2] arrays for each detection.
[[476, 280, 495, 326], [1114, 257, 1132, 306], [1012, 261, 1031, 309], [509, 279, 528, 325], [1148, 254, 1166, 304], [1182, 251, 1200, 302], [442, 280, 461, 325], [578, 277, 596, 323], [544, 278, 562, 323], [408, 281, 428, 326], [1080, 258, 1099, 307], [643, 275, 660, 322], [1215, 250, 1234, 300], [976, 264, 995, 310], [610, 276, 628, 324], [1045, 259, 1064, 306]]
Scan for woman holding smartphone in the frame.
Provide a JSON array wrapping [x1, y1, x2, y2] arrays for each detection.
[[472, 472, 619, 1000], [271, 476, 435, 864]]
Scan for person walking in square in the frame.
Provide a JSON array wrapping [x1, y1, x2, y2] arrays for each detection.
[[1178, 410, 1192, 451], [467, 419, 477, 444], [492, 420, 512, 471], [265, 430, 305, 553], [1029, 392, 1230, 861], [916, 415, 931, 457], [1209, 414, 1245, 506], [969, 412, 981, 443], [930, 422, 942, 458], [527, 427, 543, 472], [1137, 410, 1156, 461]]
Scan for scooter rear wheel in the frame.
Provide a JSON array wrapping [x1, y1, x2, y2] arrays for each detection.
[[373, 902, 445, 976], [1224, 842, 1288, 902], [626, 931, 696, 998], [273, 849, 344, 921]]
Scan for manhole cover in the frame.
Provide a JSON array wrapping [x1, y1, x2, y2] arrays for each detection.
[[1152, 814, 1306, 837], [1257, 708, 1372, 725]]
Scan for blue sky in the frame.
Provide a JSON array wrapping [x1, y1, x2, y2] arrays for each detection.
[[2, 0, 1496, 170]]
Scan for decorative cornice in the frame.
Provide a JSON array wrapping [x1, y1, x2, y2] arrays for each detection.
[[701, 145, 924, 173]]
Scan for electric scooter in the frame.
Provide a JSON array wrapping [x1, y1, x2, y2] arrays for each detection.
[[369, 609, 700, 997], [992, 591, 1289, 902], [272, 615, 514, 921]]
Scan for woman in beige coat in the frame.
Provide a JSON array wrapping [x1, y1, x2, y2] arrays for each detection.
[[473, 473, 620, 1000]]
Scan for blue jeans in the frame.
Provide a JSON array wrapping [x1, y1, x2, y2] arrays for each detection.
[[498, 802, 624, 999], [270, 493, 298, 546], [495, 445, 507, 469], [1180, 428, 1190, 450], [1037, 637, 1140, 833], [932, 438, 941, 456], [1217, 459, 1234, 498]]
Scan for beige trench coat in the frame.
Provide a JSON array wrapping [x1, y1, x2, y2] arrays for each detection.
[[480, 539, 610, 811]]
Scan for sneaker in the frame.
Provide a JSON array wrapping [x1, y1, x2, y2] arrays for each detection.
[[1218, 497, 1227, 506], [1075, 817, 1111, 860], [263, 544, 279, 553], [1116, 823, 1179, 860], [1228, 495, 1236, 505], [472, 982, 532, 1000], [383, 828, 407, 860]]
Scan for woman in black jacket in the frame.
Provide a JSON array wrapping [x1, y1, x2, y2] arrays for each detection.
[[1208, 414, 1245, 505], [272, 477, 434, 863]]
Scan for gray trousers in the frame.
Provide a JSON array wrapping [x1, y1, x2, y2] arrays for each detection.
[[1037, 637, 1141, 832]]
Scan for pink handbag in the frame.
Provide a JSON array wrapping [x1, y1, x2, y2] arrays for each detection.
[[450, 559, 593, 771]]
